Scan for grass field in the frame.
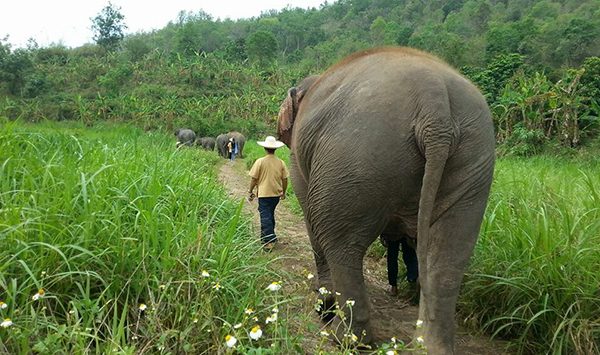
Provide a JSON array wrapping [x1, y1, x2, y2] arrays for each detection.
[[0, 121, 299, 353], [463, 156, 600, 354], [2, 121, 598, 354]]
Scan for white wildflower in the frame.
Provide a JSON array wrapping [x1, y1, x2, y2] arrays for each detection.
[[201, 270, 210, 278], [32, 288, 45, 301], [318, 287, 330, 295], [416, 319, 423, 328], [234, 323, 242, 329], [249, 325, 263, 340], [416, 336, 424, 343], [265, 313, 278, 324], [266, 282, 282, 291], [344, 333, 358, 342], [138, 304, 147, 312], [306, 273, 314, 280], [1, 318, 13, 328], [225, 335, 237, 348], [0, 301, 7, 310], [346, 299, 355, 307]]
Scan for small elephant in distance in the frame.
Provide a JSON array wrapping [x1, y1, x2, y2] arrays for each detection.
[[277, 47, 495, 354], [216, 133, 229, 158], [196, 137, 216, 150], [174, 128, 196, 148]]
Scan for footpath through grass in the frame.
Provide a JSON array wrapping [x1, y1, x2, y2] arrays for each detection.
[[0, 120, 299, 353]]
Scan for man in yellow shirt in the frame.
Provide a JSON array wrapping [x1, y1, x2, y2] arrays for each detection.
[[248, 136, 289, 250]]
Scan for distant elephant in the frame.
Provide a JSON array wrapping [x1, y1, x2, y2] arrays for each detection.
[[277, 47, 495, 354], [196, 137, 216, 151], [174, 128, 196, 147], [227, 131, 245, 158], [215, 134, 229, 158]]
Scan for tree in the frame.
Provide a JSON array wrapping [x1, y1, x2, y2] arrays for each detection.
[[0, 37, 33, 95], [370, 16, 387, 45], [579, 56, 600, 118], [246, 31, 278, 65], [223, 38, 247, 62], [91, 2, 127, 51]]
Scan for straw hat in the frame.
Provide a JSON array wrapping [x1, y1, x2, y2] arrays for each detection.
[[257, 136, 285, 149]]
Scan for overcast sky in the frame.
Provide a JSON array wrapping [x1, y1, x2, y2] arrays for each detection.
[[1, 0, 326, 49]]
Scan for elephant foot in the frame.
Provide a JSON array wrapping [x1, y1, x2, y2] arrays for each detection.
[[316, 293, 336, 323], [413, 321, 455, 355], [408, 280, 420, 305], [330, 313, 373, 348]]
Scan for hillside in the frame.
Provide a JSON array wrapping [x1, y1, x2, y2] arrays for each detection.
[[1, 0, 599, 148]]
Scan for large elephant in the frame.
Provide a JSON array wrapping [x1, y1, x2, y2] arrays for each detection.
[[196, 136, 216, 151], [215, 134, 229, 158], [277, 47, 495, 354], [227, 131, 245, 158], [174, 128, 196, 147]]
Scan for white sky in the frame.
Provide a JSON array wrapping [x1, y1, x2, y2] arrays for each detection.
[[1, 0, 326, 49]]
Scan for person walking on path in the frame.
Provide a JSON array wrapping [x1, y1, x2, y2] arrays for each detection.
[[227, 138, 238, 161], [248, 136, 289, 250]]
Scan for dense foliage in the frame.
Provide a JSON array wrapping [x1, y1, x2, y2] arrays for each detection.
[[1, 0, 599, 152]]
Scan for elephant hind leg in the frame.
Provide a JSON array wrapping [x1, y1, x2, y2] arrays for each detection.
[[323, 237, 377, 345], [290, 161, 336, 321], [309, 231, 336, 322], [416, 196, 489, 354]]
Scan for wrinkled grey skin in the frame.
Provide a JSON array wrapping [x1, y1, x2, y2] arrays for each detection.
[[227, 131, 245, 158], [196, 137, 216, 150], [215, 134, 229, 158], [175, 129, 196, 147], [277, 47, 495, 354]]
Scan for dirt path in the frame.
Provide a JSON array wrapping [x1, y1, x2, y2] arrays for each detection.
[[218, 160, 509, 354]]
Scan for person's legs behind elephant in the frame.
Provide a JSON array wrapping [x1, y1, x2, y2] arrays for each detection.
[[384, 237, 401, 296], [400, 237, 418, 283]]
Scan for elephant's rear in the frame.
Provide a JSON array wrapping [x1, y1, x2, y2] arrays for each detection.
[[278, 47, 497, 352]]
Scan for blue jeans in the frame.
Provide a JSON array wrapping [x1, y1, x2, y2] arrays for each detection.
[[386, 237, 418, 286], [258, 197, 280, 244]]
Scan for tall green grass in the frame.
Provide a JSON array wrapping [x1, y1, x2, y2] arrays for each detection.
[[0, 120, 299, 353], [462, 157, 600, 354]]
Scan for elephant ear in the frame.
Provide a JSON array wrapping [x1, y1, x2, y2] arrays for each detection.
[[277, 87, 306, 147]]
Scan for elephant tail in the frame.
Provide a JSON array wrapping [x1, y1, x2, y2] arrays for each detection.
[[417, 145, 450, 295]]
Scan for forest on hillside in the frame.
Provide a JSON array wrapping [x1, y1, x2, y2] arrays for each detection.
[[1, 0, 600, 155]]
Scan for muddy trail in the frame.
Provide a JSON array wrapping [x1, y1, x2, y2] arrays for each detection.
[[218, 159, 510, 354]]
